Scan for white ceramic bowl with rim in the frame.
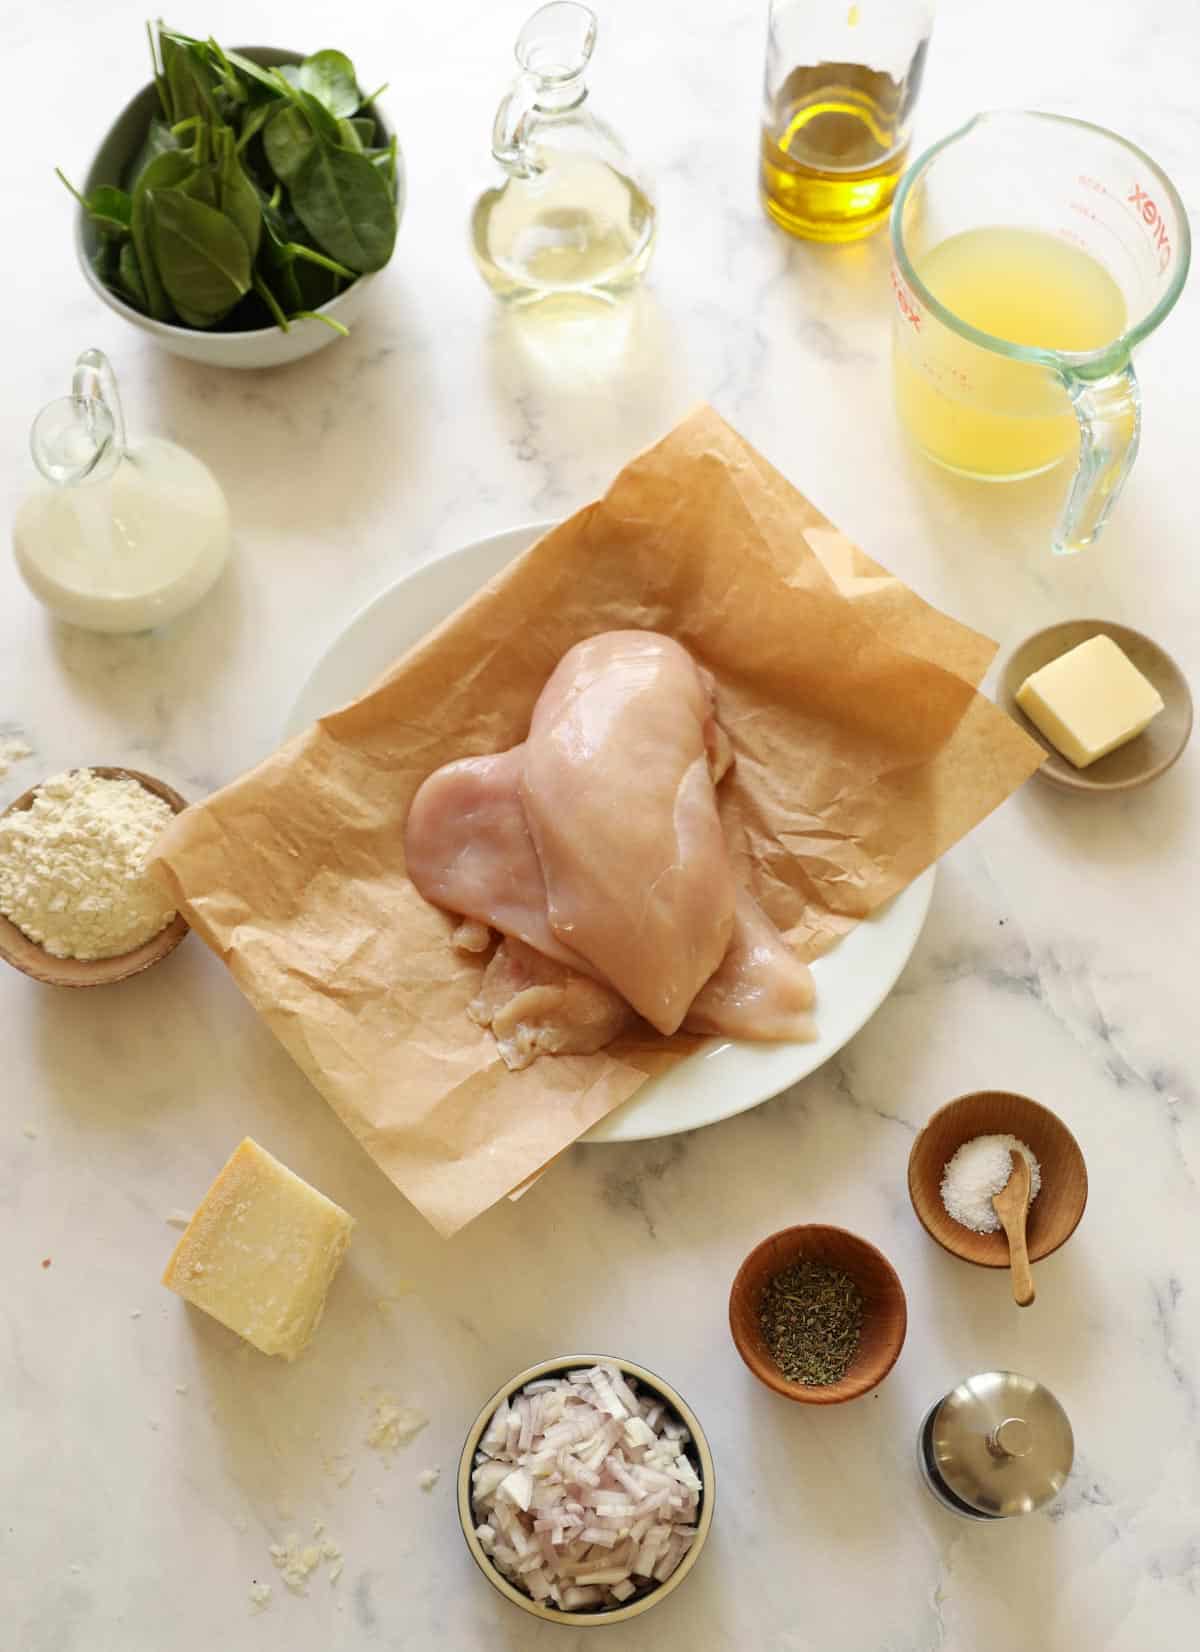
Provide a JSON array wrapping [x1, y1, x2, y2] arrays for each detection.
[[73, 46, 402, 369], [458, 1354, 716, 1627]]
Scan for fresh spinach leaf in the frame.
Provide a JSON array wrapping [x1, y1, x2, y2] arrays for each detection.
[[163, 34, 216, 123], [126, 117, 178, 189], [55, 171, 133, 238], [252, 271, 291, 330], [296, 307, 349, 337], [272, 78, 343, 148], [131, 148, 196, 320], [215, 126, 262, 260], [346, 116, 376, 147], [147, 186, 252, 320], [146, 19, 169, 121], [298, 49, 361, 118], [205, 37, 248, 104], [180, 166, 219, 208], [289, 142, 396, 272], [263, 106, 315, 184], [117, 240, 148, 310], [367, 135, 400, 193], [235, 95, 281, 154], [337, 117, 364, 153], [220, 46, 289, 95]]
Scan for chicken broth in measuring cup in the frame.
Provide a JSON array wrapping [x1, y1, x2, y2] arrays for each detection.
[[894, 226, 1126, 478]]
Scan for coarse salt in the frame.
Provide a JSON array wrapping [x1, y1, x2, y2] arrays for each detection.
[[940, 1134, 1042, 1234]]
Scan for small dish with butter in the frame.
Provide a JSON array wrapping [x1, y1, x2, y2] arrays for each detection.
[[1001, 620, 1192, 794]]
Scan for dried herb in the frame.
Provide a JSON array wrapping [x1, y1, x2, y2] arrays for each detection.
[[759, 1259, 864, 1386]]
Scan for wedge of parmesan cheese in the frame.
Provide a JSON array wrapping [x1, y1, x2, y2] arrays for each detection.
[[162, 1139, 353, 1360]]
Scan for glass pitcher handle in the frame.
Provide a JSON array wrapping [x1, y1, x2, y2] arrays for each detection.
[[1054, 362, 1141, 555], [30, 348, 127, 487], [492, 73, 544, 180], [73, 347, 127, 451]]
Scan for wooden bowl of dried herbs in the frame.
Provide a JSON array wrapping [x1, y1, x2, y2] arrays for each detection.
[[728, 1225, 907, 1404]]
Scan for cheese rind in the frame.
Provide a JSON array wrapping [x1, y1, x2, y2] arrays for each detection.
[[1016, 634, 1164, 770], [162, 1138, 354, 1361]]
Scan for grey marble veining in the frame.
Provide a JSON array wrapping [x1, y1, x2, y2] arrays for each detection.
[[3, 2, 1199, 1649]]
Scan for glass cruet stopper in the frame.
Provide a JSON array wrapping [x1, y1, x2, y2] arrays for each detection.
[[30, 347, 127, 488], [493, 1, 598, 178]]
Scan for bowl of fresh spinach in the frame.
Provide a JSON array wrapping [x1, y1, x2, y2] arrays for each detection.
[[62, 27, 402, 368]]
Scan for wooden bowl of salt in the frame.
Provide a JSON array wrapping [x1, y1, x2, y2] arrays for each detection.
[[908, 1091, 1088, 1268], [0, 766, 189, 988]]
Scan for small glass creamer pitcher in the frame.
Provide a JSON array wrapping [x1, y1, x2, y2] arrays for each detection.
[[890, 111, 1190, 553]]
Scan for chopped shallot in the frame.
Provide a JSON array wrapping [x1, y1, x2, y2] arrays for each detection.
[[471, 1364, 702, 1613]]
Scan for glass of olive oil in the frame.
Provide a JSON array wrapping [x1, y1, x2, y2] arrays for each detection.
[[760, 1, 934, 242]]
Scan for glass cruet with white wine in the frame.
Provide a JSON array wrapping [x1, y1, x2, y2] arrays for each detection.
[[470, 2, 657, 308]]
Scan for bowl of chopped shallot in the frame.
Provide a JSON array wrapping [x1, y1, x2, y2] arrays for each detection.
[[458, 1356, 715, 1624]]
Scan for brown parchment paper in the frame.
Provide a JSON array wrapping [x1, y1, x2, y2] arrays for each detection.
[[150, 406, 1043, 1237]]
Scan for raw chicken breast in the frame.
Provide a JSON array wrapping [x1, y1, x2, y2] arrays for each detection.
[[405, 747, 591, 973], [406, 628, 820, 1066], [468, 938, 637, 1071], [684, 889, 816, 1041], [520, 632, 736, 1036]]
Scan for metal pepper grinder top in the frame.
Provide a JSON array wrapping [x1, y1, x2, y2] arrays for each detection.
[[918, 1370, 1074, 1520]]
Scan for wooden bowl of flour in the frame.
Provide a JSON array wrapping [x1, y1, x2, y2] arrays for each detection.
[[0, 767, 189, 987]]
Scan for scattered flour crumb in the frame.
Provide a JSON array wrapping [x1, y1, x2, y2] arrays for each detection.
[[269, 1528, 343, 1594], [0, 737, 32, 778], [69, 1564, 81, 1576], [22, 1124, 37, 1139], [323, 1450, 355, 1487], [130, 1309, 142, 1319], [175, 1384, 188, 1396], [249, 1582, 272, 1612], [366, 1396, 428, 1461], [164, 1210, 192, 1229], [418, 1468, 440, 1491]]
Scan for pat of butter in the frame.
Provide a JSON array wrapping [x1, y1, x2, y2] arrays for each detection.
[[1016, 634, 1164, 770], [162, 1138, 354, 1361]]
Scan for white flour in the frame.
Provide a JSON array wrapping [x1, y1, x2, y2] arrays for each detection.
[[0, 768, 176, 959], [0, 736, 32, 778]]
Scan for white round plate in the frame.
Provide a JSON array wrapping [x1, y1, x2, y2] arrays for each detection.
[[286, 524, 936, 1144]]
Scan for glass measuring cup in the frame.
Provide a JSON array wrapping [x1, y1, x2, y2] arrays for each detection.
[[890, 112, 1190, 553]]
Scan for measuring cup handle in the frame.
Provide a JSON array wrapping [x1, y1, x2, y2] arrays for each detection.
[[1054, 362, 1142, 555]]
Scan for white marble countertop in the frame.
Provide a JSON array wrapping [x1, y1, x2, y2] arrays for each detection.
[[4, 1, 1198, 1648]]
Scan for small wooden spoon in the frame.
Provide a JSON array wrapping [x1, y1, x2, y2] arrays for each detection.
[[992, 1151, 1035, 1307]]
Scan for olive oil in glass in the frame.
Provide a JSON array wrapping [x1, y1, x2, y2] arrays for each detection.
[[761, 62, 914, 242], [759, 2, 933, 242]]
